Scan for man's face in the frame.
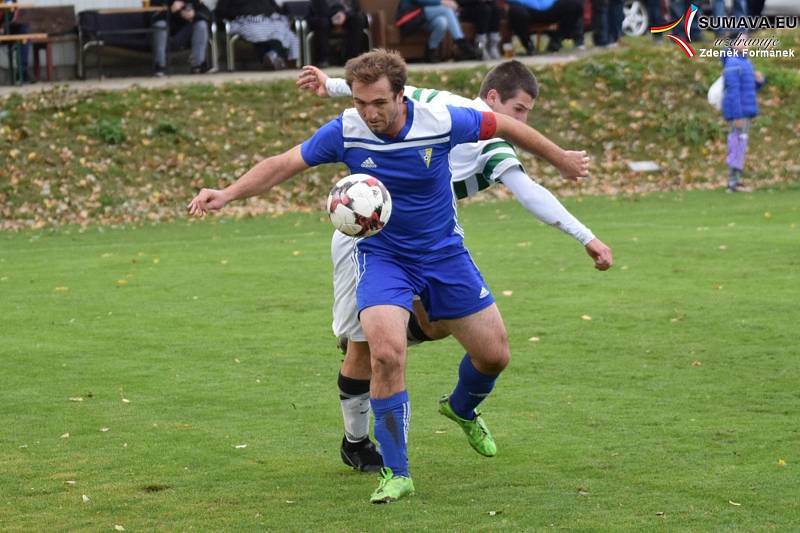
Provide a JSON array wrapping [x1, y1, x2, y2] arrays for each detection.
[[485, 89, 535, 123], [352, 76, 405, 136]]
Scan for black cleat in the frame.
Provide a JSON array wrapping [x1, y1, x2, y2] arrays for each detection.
[[340, 436, 383, 473]]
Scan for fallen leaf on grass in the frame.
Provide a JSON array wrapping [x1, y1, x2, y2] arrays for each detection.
[[718, 245, 728, 250], [488, 510, 501, 516], [81, 494, 90, 503], [581, 315, 592, 321], [292, 250, 301, 256], [114, 526, 125, 532], [100, 427, 109, 433], [691, 360, 702, 367], [729, 500, 741, 506], [502, 290, 513, 297], [69, 397, 84, 402], [577, 487, 590, 496], [116, 279, 128, 287], [713, 284, 723, 290], [65, 480, 76, 486], [122, 398, 130, 404], [655, 512, 665, 517], [234, 444, 247, 449], [778, 458, 786, 466], [54, 286, 69, 292], [763, 212, 772, 219], [528, 336, 540, 342], [60, 433, 70, 439]]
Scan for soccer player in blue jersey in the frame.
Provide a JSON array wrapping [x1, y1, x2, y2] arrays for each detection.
[[188, 49, 591, 503], [297, 61, 613, 475]]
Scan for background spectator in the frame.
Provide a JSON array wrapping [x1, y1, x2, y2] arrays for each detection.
[[216, 0, 300, 69], [152, 0, 212, 76], [399, 0, 476, 62], [456, 0, 502, 60], [6, 4, 32, 83], [592, 0, 623, 47], [507, 0, 583, 54], [308, 0, 367, 67], [712, 0, 746, 36]]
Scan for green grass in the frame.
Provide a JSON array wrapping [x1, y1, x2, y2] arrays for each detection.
[[2, 188, 799, 531]]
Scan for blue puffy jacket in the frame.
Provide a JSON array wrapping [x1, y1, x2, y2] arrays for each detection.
[[721, 54, 763, 121]]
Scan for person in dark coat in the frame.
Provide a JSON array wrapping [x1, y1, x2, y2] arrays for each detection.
[[308, 0, 367, 67]]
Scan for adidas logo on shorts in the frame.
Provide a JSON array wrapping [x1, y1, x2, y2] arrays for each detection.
[[479, 287, 490, 299]]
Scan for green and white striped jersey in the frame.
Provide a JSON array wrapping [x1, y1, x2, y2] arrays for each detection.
[[405, 85, 524, 200]]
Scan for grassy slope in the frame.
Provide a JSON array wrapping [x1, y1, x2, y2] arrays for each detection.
[[1, 189, 798, 531], [1, 32, 798, 230]]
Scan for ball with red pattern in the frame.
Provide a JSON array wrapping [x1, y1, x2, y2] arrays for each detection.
[[327, 174, 392, 237]]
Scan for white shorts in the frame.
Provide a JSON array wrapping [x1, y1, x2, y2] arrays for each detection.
[[331, 230, 365, 342]]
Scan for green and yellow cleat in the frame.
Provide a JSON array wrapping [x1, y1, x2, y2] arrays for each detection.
[[438, 395, 497, 457], [370, 467, 415, 504]]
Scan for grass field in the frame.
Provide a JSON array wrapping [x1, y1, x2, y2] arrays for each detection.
[[1, 188, 798, 531]]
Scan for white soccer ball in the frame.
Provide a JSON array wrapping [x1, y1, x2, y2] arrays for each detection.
[[326, 174, 392, 237]]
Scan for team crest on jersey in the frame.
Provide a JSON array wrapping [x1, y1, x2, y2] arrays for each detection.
[[418, 147, 433, 168]]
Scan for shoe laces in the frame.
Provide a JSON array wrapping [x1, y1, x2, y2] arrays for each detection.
[[376, 467, 394, 489], [469, 412, 489, 439]]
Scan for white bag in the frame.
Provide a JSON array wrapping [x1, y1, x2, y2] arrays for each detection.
[[708, 76, 724, 111]]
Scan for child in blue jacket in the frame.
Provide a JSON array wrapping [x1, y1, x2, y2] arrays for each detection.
[[721, 35, 765, 193]]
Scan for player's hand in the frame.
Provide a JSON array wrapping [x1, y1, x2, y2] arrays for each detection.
[[296, 65, 330, 98], [584, 238, 613, 271], [187, 188, 227, 217], [558, 150, 590, 181]]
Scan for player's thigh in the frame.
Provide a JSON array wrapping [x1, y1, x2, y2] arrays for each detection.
[[331, 231, 365, 341], [443, 303, 509, 369], [411, 298, 450, 341]]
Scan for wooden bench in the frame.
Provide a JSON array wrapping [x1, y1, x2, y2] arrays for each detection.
[[15, 5, 77, 82], [0, 32, 46, 42], [0, 32, 46, 84]]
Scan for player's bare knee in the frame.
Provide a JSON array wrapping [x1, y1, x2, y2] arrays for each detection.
[[369, 338, 405, 374]]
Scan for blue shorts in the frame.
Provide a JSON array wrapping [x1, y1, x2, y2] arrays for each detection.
[[355, 247, 495, 322]]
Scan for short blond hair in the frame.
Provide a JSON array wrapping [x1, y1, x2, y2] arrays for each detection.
[[344, 49, 407, 95]]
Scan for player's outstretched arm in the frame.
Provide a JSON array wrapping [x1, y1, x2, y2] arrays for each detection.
[[187, 145, 308, 217], [499, 167, 612, 270], [493, 113, 589, 181]]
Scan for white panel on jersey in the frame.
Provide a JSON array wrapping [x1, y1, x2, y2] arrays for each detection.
[[342, 109, 384, 142], [405, 102, 454, 140]]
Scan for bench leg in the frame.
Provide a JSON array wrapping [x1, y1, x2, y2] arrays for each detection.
[[33, 43, 41, 81], [46, 43, 53, 82]]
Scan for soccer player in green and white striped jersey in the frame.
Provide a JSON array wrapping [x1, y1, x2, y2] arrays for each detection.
[[297, 60, 613, 472]]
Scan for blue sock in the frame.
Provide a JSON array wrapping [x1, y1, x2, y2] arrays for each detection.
[[449, 354, 498, 420], [371, 390, 410, 477]]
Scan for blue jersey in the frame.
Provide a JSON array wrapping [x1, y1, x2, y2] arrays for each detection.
[[301, 98, 491, 261]]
